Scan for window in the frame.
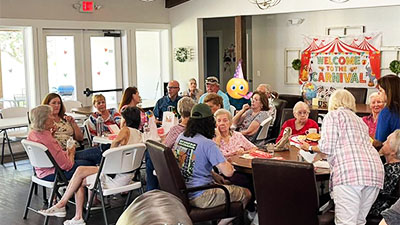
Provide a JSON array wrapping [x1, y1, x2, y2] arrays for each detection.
[[0, 30, 27, 108]]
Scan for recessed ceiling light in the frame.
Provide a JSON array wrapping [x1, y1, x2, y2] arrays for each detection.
[[330, 0, 350, 3]]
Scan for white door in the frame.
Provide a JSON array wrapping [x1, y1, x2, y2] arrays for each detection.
[[42, 29, 122, 106]]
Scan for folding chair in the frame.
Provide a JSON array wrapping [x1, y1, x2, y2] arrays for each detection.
[[85, 143, 146, 225], [83, 119, 93, 147], [252, 116, 273, 145], [21, 139, 69, 225], [1, 107, 29, 169]]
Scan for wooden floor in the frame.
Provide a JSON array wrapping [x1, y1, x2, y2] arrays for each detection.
[[0, 142, 249, 225]]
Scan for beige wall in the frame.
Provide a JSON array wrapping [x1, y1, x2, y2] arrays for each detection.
[[169, 0, 400, 93], [0, 0, 169, 23], [252, 6, 400, 95]]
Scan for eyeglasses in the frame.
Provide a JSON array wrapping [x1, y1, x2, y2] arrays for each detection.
[[167, 86, 179, 89], [296, 111, 309, 115]]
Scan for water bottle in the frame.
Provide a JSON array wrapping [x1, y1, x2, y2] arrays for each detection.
[[66, 137, 75, 150], [96, 116, 104, 137]]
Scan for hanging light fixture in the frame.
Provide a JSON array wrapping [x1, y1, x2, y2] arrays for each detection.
[[329, 0, 349, 3], [249, 0, 281, 10]]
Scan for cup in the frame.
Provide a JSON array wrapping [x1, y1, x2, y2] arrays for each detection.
[[157, 127, 165, 136], [305, 128, 318, 135], [266, 143, 275, 156]]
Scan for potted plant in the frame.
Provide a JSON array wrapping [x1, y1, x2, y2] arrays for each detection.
[[292, 59, 301, 71], [389, 60, 400, 75]]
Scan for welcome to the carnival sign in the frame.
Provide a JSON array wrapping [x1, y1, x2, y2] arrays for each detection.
[[299, 33, 381, 87]]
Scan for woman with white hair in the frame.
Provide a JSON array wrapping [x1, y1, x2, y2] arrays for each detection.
[[117, 190, 193, 225], [214, 109, 256, 157], [303, 89, 384, 225], [27, 105, 102, 182], [363, 92, 385, 138], [369, 129, 400, 217], [163, 97, 196, 148], [276, 101, 319, 143]]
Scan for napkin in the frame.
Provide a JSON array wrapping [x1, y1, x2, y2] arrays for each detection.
[[313, 160, 330, 168], [299, 150, 317, 163]]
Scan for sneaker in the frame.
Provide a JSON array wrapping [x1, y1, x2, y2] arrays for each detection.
[[63, 218, 86, 225], [247, 210, 257, 221], [38, 205, 66, 217]]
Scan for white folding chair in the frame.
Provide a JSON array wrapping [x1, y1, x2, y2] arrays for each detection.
[[63, 100, 83, 113], [21, 139, 69, 225], [254, 117, 274, 145], [85, 143, 146, 225], [83, 119, 93, 147], [0, 107, 29, 169], [229, 105, 236, 115]]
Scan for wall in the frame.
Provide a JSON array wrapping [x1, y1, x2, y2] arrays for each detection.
[[0, 0, 169, 24], [169, 0, 400, 92], [252, 6, 400, 95]]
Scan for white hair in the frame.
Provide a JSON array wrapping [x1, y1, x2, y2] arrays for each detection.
[[328, 89, 356, 112], [30, 105, 52, 131], [389, 130, 400, 159], [368, 92, 382, 104], [293, 101, 310, 114]]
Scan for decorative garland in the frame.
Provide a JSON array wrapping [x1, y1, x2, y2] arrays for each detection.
[[292, 59, 301, 70], [175, 47, 190, 63]]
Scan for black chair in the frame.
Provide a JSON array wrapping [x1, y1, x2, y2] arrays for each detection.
[[252, 158, 334, 225], [267, 98, 287, 142], [278, 94, 303, 108], [344, 87, 368, 104], [146, 140, 244, 224], [280, 108, 319, 130]]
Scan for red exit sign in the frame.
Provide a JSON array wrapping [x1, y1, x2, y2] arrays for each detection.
[[80, 1, 94, 13]]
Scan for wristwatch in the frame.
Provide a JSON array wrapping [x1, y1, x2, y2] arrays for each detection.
[[308, 146, 314, 154]]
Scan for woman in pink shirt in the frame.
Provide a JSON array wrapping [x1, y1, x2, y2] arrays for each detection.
[[214, 109, 256, 157], [362, 92, 385, 138], [28, 105, 101, 181]]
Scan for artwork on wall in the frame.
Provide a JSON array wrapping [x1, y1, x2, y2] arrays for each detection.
[[300, 33, 382, 87]]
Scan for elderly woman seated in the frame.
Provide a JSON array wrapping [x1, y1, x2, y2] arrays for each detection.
[[232, 91, 273, 142], [116, 190, 193, 225], [39, 106, 144, 225], [163, 97, 196, 149], [213, 109, 256, 157], [27, 105, 102, 182], [204, 93, 223, 114], [363, 92, 385, 138], [42, 93, 84, 150], [88, 94, 121, 136], [276, 101, 319, 143], [369, 129, 400, 218]]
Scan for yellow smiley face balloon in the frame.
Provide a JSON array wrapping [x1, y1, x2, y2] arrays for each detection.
[[226, 78, 249, 99]]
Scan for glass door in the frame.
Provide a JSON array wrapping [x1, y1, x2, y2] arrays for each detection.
[[43, 30, 122, 106]]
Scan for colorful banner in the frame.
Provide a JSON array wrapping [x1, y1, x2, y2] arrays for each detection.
[[300, 33, 381, 87]]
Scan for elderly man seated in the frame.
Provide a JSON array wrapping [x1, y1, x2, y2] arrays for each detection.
[[199, 76, 230, 111], [276, 101, 319, 143]]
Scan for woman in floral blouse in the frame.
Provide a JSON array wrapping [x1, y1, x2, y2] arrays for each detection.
[[213, 109, 256, 157], [42, 93, 84, 150]]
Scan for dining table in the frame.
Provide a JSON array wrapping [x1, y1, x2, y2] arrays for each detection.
[[229, 145, 330, 181], [311, 103, 371, 117], [71, 99, 156, 115]]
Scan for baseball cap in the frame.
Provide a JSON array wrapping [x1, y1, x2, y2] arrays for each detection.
[[205, 76, 219, 85], [190, 103, 213, 119]]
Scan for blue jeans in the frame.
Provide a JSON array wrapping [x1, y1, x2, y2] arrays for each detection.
[[41, 147, 102, 181], [145, 150, 159, 191]]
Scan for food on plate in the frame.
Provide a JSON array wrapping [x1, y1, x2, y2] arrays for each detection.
[[297, 135, 307, 141], [306, 133, 321, 141]]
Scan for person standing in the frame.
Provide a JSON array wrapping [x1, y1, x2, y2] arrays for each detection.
[[304, 89, 384, 225], [198, 76, 230, 111], [375, 75, 400, 148]]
